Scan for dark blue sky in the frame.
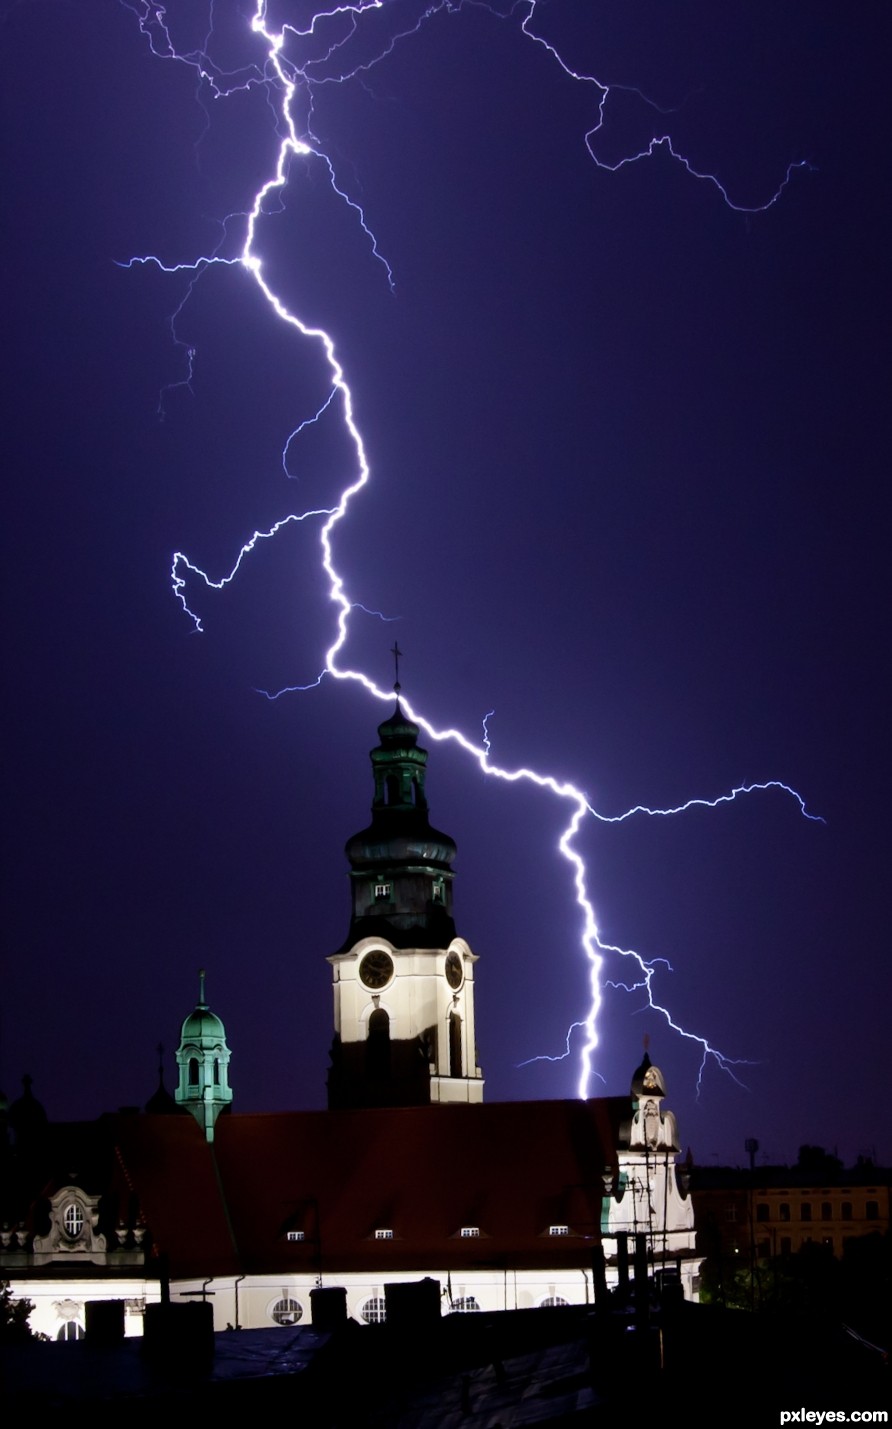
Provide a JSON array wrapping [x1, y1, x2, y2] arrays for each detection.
[[2, 1, 888, 1166]]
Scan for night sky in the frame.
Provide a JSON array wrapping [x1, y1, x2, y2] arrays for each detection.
[[2, 1, 888, 1168]]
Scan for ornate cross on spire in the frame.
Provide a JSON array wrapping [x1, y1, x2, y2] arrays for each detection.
[[391, 641, 403, 695]]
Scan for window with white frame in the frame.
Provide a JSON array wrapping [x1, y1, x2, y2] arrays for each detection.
[[374, 1228, 394, 1240], [374, 883, 391, 899], [270, 1297, 303, 1326], [360, 1296, 387, 1324], [460, 1226, 480, 1238], [286, 1230, 305, 1241], [57, 1321, 84, 1341], [63, 1202, 84, 1239], [453, 1296, 480, 1313], [547, 1224, 570, 1236], [540, 1295, 569, 1307]]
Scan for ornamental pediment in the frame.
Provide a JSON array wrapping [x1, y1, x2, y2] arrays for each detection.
[[32, 1184, 107, 1261]]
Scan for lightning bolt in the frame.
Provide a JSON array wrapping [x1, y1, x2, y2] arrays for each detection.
[[481, 710, 495, 760], [121, 0, 821, 1098]]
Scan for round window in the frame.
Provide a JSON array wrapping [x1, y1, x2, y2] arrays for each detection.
[[270, 1297, 303, 1326]]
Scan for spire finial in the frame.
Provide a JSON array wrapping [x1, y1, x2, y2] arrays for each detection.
[[198, 968, 207, 1008], [390, 641, 403, 696]]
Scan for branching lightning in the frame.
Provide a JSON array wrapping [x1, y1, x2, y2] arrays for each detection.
[[589, 780, 825, 827], [122, 0, 821, 1097]]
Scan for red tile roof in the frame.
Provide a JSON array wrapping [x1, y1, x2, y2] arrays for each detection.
[[114, 1098, 628, 1278]]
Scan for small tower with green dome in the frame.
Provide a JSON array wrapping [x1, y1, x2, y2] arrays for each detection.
[[175, 970, 232, 1141]]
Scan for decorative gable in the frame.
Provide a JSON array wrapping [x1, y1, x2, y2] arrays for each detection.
[[32, 1184, 107, 1264]]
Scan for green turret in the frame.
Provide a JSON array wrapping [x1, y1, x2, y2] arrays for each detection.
[[175, 970, 232, 1141]]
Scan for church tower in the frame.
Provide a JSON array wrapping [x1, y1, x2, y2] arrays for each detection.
[[327, 700, 484, 1109], [175, 970, 232, 1141]]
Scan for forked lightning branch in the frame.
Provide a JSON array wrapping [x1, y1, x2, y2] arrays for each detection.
[[123, 0, 821, 1097]]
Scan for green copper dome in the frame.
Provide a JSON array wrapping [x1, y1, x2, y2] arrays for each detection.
[[375, 704, 422, 746], [175, 971, 232, 1141], [180, 1003, 227, 1044]]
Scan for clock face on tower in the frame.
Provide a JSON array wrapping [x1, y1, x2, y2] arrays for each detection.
[[445, 951, 463, 990], [359, 949, 394, 989]]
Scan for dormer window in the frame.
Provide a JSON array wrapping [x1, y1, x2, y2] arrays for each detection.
[[460, 1226, 480, 1238], [374, 1228, 394, 1240], [63, 1203, 84, 1239], [374, 883, 391, 900], [548, 1224, 570, 1237], [286, 1230, 305, 1242]]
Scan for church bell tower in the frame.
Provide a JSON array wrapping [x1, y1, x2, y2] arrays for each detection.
[[327, 697, 483, 1109]]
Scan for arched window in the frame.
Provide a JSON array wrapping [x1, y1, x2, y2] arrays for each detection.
[[540, 1295, 569, 1308], [213, 1058, 220, 1086], [270, 1297, 302, 1326], [386, 774, 399, 805], [188, 1057, 200, 1087], [360, 1296, 387, 1324], [366, 1007, 391, 1079], [453, 1296, 480, 1313], [449, 1012, 462, 1078], [56, 1321, 84, 1341]]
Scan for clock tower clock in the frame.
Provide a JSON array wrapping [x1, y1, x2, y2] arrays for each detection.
[[327, 700, 484, 1109]]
